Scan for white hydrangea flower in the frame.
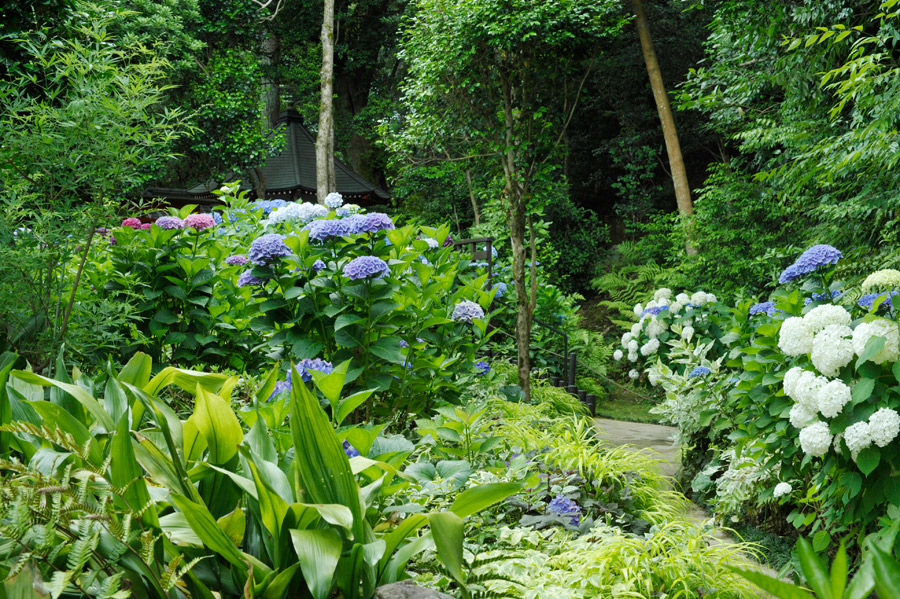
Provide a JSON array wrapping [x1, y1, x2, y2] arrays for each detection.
[[681, 326, 695, 341], [647, 320, 666, 339], [640, 338, 660, 356], [783, 367, 806, 400], [646, 300, 658, 310], [613, 349, 623, 361], [648, 371, 660, 386], [799, 422, 832, 457], [657, 297, 670, 307], [342, 203, 361, 214], [324, 192, 344, 210], [844, 421, 872, 454], [816, 379, 852, 419], [810, 324, 854, 376], [862, 269, 900, 293], [676, 293, 690, 304], [633, 303, 643, 317], [630, 322, 642, 337], [627, 339, 639, 353], [789, 403, 818, 429], [670, 301, 684, 314], [628, 352, 638, 363], [622, 332, 633, 346], [706, 294, 718, 304], [773, 482, 793, 498], [868, 408, 900, 447], [833, 432, 844, 452], [691, 291, 708, 306], [852, 319, 900, 364], [794, 372, 827, 411], [628, 369, 640, 380], [803, 304, 851, 334], [654, 288, 672, 301], [778, 317, 814, 356]]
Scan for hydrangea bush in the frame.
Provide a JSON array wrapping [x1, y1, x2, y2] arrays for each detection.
[[91, 184, 496, 419], [615, 243, 900, 549]]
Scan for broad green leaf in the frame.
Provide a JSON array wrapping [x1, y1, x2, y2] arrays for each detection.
[[217, 507, 246, 547], [797, 537, 833, 599], [872, 546, 900, 598], [117, 352, 152, 387], [110, 414, 157, 527], [144, 367, 229, 397], [290, 529, 342, 599], [29, 401, 103, 467], [428, 511, 465, 585], [246, 417, 277, 463], [450, 482, 523, 518], [12, 371, 114, 431], [730, 567, 814, 598], [335, 390, 374, 426], [190, 385, 243, 464], [260, 563, 302, 599], [857, 336, 886, 368], [857, 446, 881, 476], [830, 541, 847, 599]]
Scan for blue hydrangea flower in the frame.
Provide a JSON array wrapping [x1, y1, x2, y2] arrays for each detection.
[[343, 256, 390, 280], [336, 208, 350, 218], [492, 282, 508, 298], [211, 211, 223, 225], [267, 380, 292, 401], [325, 192, 344, 210], [296, 358, 334, 382], [227, 209, 246, 223], [641, 305, 670, 318], [311, 259, 326, 273], [305, 219, 349, 241], [778, 245, 843, 284], [342, 440, 360, 458], [359, 213, 395, 233], [749, 301, 777, 316], [452, 300, 485, 323], [858, 291, 899, 312], [249, 233, 292, 266], [399, 340, 409, 348], [688, 366, 712, 378], [237, 270, 268, 287], [804, 289, 843, 306], [475, 360, 490, 375], [470, 261, 489, 269], [252, 198, 288, 215], [547, 495, 581, 527]]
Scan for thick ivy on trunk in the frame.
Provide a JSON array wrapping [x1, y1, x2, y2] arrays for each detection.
[[317, 0, 336, 203]]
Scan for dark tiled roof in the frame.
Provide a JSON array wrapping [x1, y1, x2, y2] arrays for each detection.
[[185, 110, 389, 202]]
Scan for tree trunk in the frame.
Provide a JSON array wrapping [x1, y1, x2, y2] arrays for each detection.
[[261, 30, 280, 129], [501, 74, 531, 401], [249, 167, 267, 200], [631, 0, 697, 255], [464, 169, 480, 226], [316, 0, 336, 203]]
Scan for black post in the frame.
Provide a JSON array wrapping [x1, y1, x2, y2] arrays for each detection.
[[586, 394, 596, 416], [578, 389, 587, 404], [566, 384, 577, 396], [567, 351, 577, 388], [550, 376, 560, 387]]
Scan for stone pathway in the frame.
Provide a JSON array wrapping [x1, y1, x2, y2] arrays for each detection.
[[594, 418, 782, 585]]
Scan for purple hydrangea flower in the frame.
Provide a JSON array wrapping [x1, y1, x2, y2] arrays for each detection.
[[688, 366, 712, 378], [749, 301, 777, 316], [452, 300, 485, 323], [547, 495, 581, 526], [305, 219, 349, 241], [475, 360, 490, 375], [443, 233, 454, 247], [249, 233, 292, 266], [296, 358, 334, 382], [858, 291, 899, 312], [641, 305, 670, 318], [778, 245, 843, 284], [267, 380, 292, 401], [225, 255, 248, 266], [399, 340, 409, 348], [343, 440, 360, 458], [237, 270, 268, 287], [155, 216, 185, 230], [343, 256, 390, 280], [360, 213, 395, 233], [311, 259, 326, 273]]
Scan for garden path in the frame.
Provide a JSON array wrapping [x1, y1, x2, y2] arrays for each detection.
[[594, 418, 782, 585]]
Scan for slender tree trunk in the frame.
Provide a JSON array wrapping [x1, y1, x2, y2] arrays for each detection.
[[464, 169, 480, 226], [501, 74, 531, 401], [59, 222, 96, 342], [261, 30, 280, 129], [249, 167, 267, 200], [316, 0, 336, 203], [631, 0, 697, 255]]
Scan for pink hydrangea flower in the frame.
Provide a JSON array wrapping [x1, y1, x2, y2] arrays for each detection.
[[183, 213, 216, 230], [140, 223, 152, 230], [122, 217, 141, 228]]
